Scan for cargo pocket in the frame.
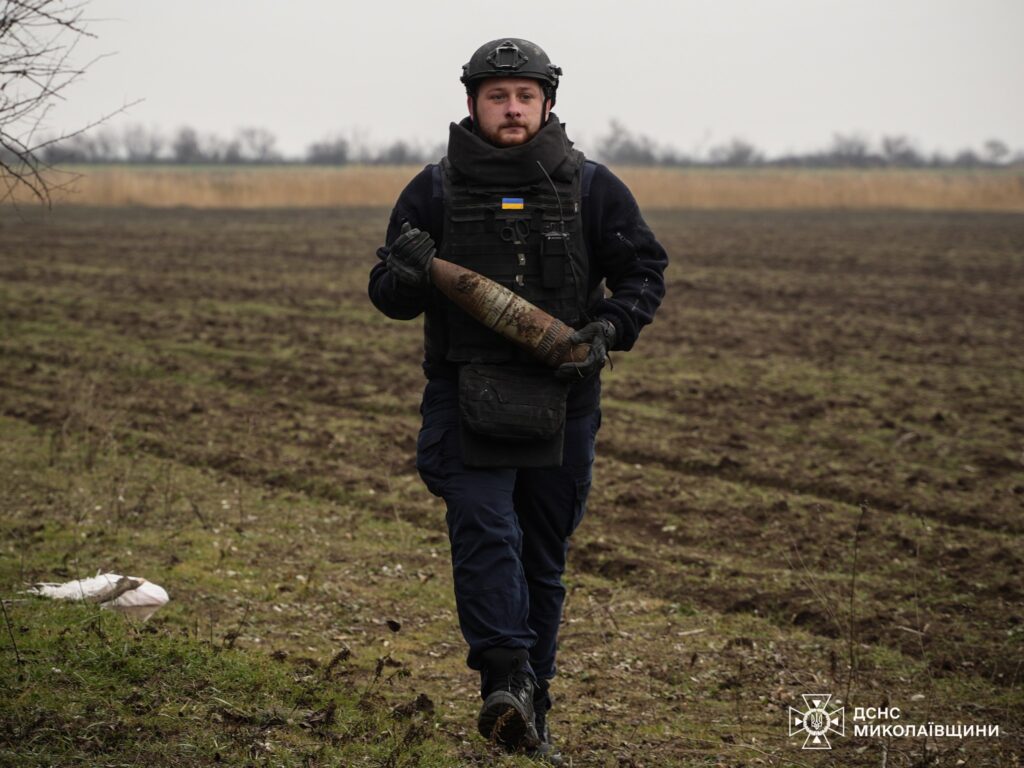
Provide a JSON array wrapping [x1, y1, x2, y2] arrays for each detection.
[[566, 475, 592, 539], [415, 426, 449, 497]]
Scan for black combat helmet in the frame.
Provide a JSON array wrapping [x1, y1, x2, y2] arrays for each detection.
[[461, 38, 562, 105]]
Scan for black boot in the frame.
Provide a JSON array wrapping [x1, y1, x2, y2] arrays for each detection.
[[477, 648, 540, 752], [530, 681, 563, 765]]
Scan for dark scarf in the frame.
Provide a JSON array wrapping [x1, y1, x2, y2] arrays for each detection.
[[446, 113, 581, 186]]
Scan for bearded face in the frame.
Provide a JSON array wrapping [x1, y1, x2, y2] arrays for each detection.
[[469, 77, 550, 147]]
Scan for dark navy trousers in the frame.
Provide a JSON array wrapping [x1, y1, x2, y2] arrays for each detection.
[[415, 378, 600, 693]]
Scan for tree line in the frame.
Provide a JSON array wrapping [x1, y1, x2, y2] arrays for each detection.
[[35, 122, 1022, 169], [596, 121, 1021, 168], [38, 125, 446, 166]]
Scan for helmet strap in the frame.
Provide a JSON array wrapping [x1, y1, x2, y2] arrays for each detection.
[[468, 93, 482, 136]]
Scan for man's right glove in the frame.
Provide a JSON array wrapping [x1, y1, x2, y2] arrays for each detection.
[[555, 318, 617, 380], [385, 221, 435, 288]]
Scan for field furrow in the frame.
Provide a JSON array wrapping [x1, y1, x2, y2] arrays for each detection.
[[1, 205, 1021, 767]]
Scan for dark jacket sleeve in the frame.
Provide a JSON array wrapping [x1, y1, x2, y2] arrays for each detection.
[[585, 164, 668, 351], [368, 165, 440, 320]]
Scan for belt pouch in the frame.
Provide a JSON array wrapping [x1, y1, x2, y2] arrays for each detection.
[[458, 363, 568, 468]]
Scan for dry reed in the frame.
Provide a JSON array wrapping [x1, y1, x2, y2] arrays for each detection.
[[6, 164, 1024, 211]]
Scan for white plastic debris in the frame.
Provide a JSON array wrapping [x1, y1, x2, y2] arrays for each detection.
[[25, 572, 169, 620]]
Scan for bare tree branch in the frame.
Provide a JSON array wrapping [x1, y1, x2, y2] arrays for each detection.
[[0, 0, 128, 205]]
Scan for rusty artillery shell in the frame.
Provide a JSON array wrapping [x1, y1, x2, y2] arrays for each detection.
[[430, 257, 590, 368]]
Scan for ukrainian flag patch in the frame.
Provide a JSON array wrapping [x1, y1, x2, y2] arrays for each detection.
[[501, 197, 524, 210]]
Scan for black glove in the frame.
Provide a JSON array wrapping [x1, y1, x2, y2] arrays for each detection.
[[386, 221, 435, 288], [556, 318, 617, 380]]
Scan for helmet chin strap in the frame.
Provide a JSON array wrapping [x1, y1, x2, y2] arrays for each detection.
[[469, 95, 482, 137]]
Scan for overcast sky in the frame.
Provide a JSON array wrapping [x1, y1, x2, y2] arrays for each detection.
[[43, 0, 1024, 159]]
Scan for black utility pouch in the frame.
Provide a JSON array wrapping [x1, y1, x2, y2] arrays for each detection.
[[541, 231, 569, 289], [458, 363, 569, 468]]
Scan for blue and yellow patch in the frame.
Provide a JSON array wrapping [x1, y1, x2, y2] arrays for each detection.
[[501, 197, 524, 210]]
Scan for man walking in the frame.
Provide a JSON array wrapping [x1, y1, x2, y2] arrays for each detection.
[[368, 38, 667, 761]]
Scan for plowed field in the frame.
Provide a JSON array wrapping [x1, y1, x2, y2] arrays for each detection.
[[1, 206, 1021, 766]]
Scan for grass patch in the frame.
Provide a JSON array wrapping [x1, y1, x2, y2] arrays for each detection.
[[9, 165, 1024, 211], [1, 601, 449, 767]]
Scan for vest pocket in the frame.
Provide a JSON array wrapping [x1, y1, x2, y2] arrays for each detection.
[[541, 232, 569, 288]]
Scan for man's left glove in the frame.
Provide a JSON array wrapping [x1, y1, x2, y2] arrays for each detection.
[[386, 221, 435, 288], [556, 318, 617, 380]]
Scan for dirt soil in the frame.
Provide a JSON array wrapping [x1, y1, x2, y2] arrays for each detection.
[[1, 206, 1021, 767]]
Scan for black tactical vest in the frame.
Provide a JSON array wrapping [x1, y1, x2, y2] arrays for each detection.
[[437, 116, 597, 364]]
